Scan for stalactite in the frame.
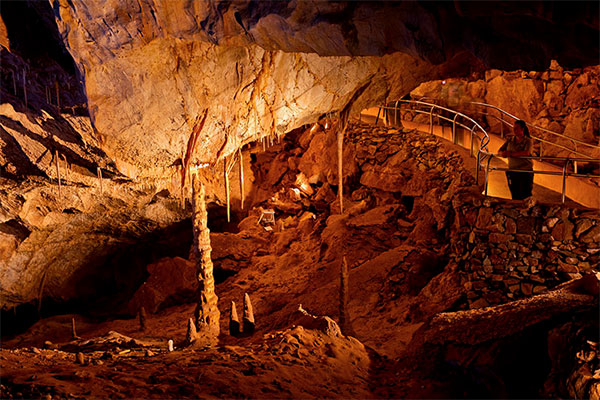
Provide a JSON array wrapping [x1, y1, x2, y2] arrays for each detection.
[[238, 148, 245, 210], [55, 151, 61, 197], [337, 119, 346, 214], [11, 71, 16, 95], [224, 157, 230, 223], [191, 173, 220, 346], [22, 70, 27, 108], [97, 167, 103, 194], [55, 81, 60, 112]]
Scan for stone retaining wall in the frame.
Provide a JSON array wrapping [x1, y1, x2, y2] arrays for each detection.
[[451, 194, 599, 308]]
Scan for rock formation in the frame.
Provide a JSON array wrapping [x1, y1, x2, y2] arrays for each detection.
[[49, 0, 599, 179], [191, 174, 220, 346]]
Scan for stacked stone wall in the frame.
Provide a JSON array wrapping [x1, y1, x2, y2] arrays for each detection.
[[451, 195, 599, 308]]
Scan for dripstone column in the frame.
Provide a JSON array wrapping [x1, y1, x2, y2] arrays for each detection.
[[191, 173, 220, 346]]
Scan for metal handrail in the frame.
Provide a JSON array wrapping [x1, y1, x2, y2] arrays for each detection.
[[469, 101, 598, 150], [375, 99, 600, 205], [469, 101, 599, 175], [377, 99, 491, 156], [479, 152, 600, 203]]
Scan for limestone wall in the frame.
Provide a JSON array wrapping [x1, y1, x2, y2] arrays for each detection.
[[451, 195, 599, 308]]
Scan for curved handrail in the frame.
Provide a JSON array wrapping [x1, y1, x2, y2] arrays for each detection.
[[468, 101, 599, 161], [469, 101, 598, 150], [373, 99, 600, 205], [378, 99, 491, 155]]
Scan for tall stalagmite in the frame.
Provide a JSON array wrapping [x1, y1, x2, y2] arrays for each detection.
[[191, 173, 220, 346]]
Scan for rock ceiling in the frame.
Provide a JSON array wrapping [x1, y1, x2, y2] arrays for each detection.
[[53, 0, 599, 178]]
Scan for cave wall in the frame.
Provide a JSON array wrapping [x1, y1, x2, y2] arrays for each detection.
[[52, 0, 600, 179]]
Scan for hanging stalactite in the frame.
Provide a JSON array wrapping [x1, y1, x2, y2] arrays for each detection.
[[238, 148, 245, 210]]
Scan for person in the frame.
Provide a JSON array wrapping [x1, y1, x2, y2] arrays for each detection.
[[497, 120, 533, 200]]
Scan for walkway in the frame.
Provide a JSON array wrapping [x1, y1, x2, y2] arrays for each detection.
[[358, 110, 597, 208]]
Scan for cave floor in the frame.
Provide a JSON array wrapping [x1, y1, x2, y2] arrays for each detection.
[[1, 120, 597, 399]]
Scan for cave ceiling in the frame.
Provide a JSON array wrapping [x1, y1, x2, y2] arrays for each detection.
[[47, 0, 599, 178]]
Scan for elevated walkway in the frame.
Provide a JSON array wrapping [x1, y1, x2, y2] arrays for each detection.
[[359, 107, 599, 209]]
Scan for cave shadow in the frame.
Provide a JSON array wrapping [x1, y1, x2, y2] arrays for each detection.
[[0, 115, 118, 179]]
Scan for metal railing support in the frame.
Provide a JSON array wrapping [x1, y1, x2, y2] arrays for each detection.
[[375, 106, 381, 125], [429, 106, 434, 134], [485, 156, 492, 196], [562, 159, 568, 204], [452, 114, 458, 144], [470, 125, 476, 157], [476, 151, 481, 184]]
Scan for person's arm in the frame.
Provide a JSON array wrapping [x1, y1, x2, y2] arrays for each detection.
[[497, 141, 508, 157], [499, 138, 531, 157], [507, 137, 532, 157]]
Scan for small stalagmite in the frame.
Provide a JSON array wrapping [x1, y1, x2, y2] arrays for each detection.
[[243, 293, 255, 334], [191, 173, 220, 346], [71, 317, 78, 340], [229, 301, 240, 336], [186, 318, 198, 344], [339, 256, 353, 335], [138, 306, 147, 331]]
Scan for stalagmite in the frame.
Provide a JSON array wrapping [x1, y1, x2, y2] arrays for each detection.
[[339, 256, 351, 334], [238, 148, 245, 210], [229, 301, 240, 336], [224, 157, 230, 223], [71, 317, 78, 339], [139, 306, 147, 331], [191, 173, 220, 346], [243, 292, 255, 334], [186, 318, 198, 344], [55, 151, 61, 197]]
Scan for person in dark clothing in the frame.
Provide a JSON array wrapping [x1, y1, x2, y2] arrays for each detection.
[[497, 120, 534, 200]]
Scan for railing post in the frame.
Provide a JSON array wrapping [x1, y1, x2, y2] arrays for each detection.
[[375, 106, 381, 125], [452, 114, 458, 144], [395, 100, 400, 126], [429, 106, 434, 134], [476, 151, 481, 184], [573, 143, 578, 173], [562, 159, 568, 204], [485, 156, 492, 196], [470, 125, 476, 157]]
